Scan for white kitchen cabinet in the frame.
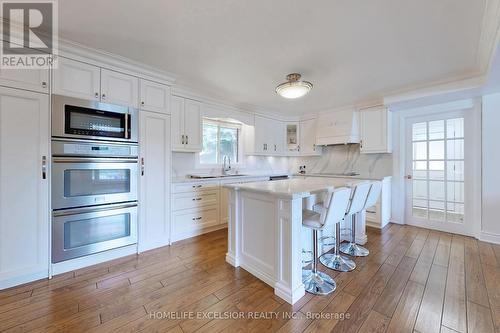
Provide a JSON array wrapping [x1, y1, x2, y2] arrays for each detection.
[[286, 122, 300, 154], [101, 69, 139, 107], [272, 120, 285, 154], [0, 67, 49, 93], [170, 95, 202, 152], [253, 115, 284, 155], [0, 87, 49, 289], [360, 106, 392, 154], [54, 57, 140, 108], [140, 79, 171, 114], [53, 57, 101, 100], [299, 118, 321, 156], [139, 111, 171, 252]]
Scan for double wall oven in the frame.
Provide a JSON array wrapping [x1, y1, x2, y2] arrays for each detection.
[[51, 95, 139, 263]]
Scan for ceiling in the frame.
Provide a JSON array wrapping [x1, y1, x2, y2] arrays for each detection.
[[58, 0, 486, 115]]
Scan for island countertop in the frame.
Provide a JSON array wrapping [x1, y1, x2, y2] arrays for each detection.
[[224, 176, 367, 199]]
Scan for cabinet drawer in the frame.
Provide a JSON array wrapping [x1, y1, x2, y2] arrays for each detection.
[[172, 182, 219, 194], [172, 206, 219, 234], [172, 190, 218, 210], [365, 203, 380, 223]]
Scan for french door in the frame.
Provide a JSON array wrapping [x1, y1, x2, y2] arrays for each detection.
[[405, 111, 468, 234]]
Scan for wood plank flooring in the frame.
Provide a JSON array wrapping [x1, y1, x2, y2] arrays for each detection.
[[0, 224, 499, 333]]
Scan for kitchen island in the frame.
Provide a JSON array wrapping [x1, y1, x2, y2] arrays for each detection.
[[224, 177, 368, 304]]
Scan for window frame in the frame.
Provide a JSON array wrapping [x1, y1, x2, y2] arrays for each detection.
[[197, 118, 243, 168]]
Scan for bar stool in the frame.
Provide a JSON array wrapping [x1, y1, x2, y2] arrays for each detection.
[[302, 187, 352, 295], [340, 181, 381, 257]]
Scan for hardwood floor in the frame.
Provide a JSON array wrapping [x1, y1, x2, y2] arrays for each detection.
[[0, 224, 499, 333]]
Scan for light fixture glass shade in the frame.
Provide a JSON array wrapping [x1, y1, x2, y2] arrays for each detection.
[[276, 73, 313, 99]]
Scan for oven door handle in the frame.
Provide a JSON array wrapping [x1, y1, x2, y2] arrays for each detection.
[[52, 157, 138, 164]]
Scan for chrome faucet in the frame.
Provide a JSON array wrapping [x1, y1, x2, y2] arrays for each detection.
[[222, 155, 231, 175]]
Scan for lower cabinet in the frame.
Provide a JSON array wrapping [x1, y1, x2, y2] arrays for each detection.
[[138, 111, 172, 252], [0, 87, 49, 289]]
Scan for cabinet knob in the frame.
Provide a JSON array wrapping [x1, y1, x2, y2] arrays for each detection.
[[41, 81, 47, 88], [141, 101, 145, 106], [101, 93, 106, 100], [95, 92, 99, 99]]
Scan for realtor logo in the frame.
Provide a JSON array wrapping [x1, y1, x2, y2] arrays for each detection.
[[1, 0, 57, 69]]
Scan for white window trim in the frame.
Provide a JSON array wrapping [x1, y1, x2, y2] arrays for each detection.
[[196, 118, 245, 169]]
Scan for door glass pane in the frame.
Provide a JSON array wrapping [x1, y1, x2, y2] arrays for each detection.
[[447, 161, 464, 181], [429, 161, 444, 180], [64, 213, 131, 249], [200, 123, 218, 164], [447, 203, 464, 222], [429, 201, 445, 221], [429, 181, 445, 201], [429, 120, 445, 140], [413, 161, 427, 179], [447, 118, 464, 139], [447, 182, 464, 203], [447, 139, 464, 160], [413, 122, 427, 141], [413, 142, 427, 160], [429, 140, 444, 159], [64, 169, 130, 197], [413, 199, 427, 218], [413, 180, 428, 199], [219, 126, 239, 163]]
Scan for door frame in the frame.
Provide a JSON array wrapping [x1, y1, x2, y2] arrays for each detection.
[[393, 99, 482, 237]]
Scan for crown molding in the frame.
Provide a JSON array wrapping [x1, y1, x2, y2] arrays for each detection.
[[477, 0, 500, 74]]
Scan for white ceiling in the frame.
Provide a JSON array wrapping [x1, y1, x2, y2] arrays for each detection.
[[58, 0, 486, 115]]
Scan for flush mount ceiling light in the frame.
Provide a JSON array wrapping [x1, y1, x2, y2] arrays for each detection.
[[275, 73, 313, 99]]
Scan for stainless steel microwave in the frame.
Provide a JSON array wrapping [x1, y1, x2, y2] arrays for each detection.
[[52, 95, 138, 143]]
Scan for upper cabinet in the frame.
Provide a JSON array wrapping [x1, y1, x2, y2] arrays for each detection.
[[53, 57, 140, 108], [139, 79, 171, 114], [359, 106, 392, 154], [0, 67, 49, 93], [286, 122, 300, 154], [253, 115, 284, 155], [299, 118, 322, 156], [100, 69, 138, 107], [316, 109, 360, 145], [171, 95, 202, 152], [53, 57, 101, 101]]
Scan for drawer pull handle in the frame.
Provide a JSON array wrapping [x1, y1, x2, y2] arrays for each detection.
[[366, 210, 376, 214], [192, 185, 203, 188], [192, 197, 202, 201], [192, 216, 202, 221]]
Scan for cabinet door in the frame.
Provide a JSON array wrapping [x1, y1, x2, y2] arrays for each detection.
[[272, 120, 285, 155], [184, 99, 202, 151], [0, 67, 49, 93], [53, 57, 100, 100], [140, 79, 171, 114], [300, 118, 320, 155], [360, 107, 392, 154], [220, 186, 229, 224], [139, 111, 171, 252], [170, 95, 185, 151], [254, 115, 268, 154], [0, 87, 49, 288], [101, 69, 139, 107]]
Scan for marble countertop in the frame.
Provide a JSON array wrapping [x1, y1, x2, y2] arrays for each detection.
[[294, 173, 392, 181], [224, 177, 368, 199], [172, 173, 289, 183]]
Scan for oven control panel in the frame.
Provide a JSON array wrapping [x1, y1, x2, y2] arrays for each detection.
[[52, 140, 138, 158]]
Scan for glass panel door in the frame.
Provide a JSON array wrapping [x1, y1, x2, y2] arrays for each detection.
[[407, 116, 465, 227]]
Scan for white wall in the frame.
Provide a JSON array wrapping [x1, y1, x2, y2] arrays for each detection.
[[481, 93, 500, 243]]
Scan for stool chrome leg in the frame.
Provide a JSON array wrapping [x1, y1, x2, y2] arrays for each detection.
[[302, 229, 336, 295], [340, 214, 369, 257], [320, 223, 356, 272]]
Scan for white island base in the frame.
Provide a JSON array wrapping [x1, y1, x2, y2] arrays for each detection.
[[224, 178, 368, 305]]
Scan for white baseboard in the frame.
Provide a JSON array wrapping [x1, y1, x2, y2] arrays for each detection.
[[0, 271, 48, 290], [51, 244, 137, 275], [171, 224, 227, 243], [479, 231, 500, 245]]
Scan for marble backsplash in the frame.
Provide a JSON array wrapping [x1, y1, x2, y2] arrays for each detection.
[[289, 144, 392, 179], [172, 152, 289, 178], [173, 144, 392, 180]]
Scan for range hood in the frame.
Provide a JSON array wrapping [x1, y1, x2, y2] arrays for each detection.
[[315, 109, 360, 146]]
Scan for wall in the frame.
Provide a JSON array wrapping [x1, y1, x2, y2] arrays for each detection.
[[481, 93, 500, 243], [289, 144, 393, 179]]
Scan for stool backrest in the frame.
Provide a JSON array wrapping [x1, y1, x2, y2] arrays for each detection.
[[364, 181, 382, 209], [321, 187, 352, 228], [345, 182, 372, 216]]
